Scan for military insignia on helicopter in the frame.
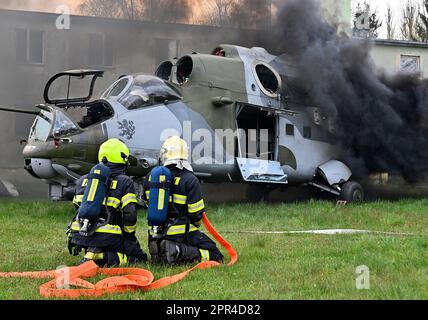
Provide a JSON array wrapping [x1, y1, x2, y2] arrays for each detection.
[[118, 120, 136, 140]]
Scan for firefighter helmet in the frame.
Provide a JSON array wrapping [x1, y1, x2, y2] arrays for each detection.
[[160, 136, 189, 165], [98, 138, 130, 165]]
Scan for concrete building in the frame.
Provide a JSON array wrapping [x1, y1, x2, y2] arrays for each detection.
[[332, 0, 428, 76], [372, 39, 428, 77]]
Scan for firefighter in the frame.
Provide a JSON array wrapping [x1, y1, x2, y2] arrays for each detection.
[[68, 138, 147, 267], [144, 136, 224, 265]]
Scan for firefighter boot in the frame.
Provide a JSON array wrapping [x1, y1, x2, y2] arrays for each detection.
[[160, 240, 201, 265], [149, 240, 163, 265]]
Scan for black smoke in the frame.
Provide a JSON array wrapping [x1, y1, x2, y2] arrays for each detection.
[[263, 0, 428, 181]]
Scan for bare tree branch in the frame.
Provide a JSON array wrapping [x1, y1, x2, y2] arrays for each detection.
[[79, 0, 191, 23], [417, 0, 428, 42], [400, 0, 420, 41], [386, 4, 396, 40]]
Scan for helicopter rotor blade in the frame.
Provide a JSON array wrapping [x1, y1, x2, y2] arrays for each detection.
[[0, 106, 39, 116]]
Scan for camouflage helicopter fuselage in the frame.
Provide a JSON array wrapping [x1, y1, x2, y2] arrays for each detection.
[[2, 45, 358, 202]]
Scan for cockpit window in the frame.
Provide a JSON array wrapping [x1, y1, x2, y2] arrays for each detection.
[[119, 75, 182, 110], [61, 101, 114, 130], [29, 111, 53, 142], [102, 77, 130, 99], [53, 111, 80, 137]]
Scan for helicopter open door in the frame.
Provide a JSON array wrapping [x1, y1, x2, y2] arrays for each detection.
[[235, 103, 288, 184], [42, 70, 114, 133], [44, 70, 104, 106]]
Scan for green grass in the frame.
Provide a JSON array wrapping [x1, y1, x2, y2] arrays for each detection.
[[0, 199, 427, 300]]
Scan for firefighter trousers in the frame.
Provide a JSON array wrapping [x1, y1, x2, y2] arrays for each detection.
[[149, 229, 224, 265], [71, 232, 148, 267]]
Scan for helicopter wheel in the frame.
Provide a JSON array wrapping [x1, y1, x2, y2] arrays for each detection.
[[339, 181, 364, 203]]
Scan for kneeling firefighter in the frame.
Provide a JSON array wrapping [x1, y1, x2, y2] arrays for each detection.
[[67, 138, 148, 267], [143, 136, 224, 265]]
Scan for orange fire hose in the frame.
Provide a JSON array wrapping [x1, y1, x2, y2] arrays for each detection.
[[0, 213, 237, 299]]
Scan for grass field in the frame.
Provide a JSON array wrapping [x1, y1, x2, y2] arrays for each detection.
[[0, 199, 427, 300]]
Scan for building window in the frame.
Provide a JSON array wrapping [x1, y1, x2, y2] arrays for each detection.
[[16, 29, 44, 64], [303, 126, 312, 139], [89, 34, 114, 67], [400, 55, 421, 74], [286, 124, 294, 136], [154, 39, 180, 65]]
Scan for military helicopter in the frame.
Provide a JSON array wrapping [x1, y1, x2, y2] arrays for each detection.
[[0, 45, 364, 203]]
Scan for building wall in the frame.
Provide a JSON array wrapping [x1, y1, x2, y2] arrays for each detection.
[[371, 40, 428, 77]]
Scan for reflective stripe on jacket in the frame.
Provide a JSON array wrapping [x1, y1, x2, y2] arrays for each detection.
[[73, 170, 138, 234], [71, 221, 122, 235]]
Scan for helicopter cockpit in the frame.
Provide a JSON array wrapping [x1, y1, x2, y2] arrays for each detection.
[[37, 70, 116, 139], [33, 71, 183, 141], [102, 75, 182, 110]]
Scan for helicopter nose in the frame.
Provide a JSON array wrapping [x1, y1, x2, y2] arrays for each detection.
[[24, 158, 57, 180]]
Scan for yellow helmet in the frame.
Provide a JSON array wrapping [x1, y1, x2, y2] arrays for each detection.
[[160, 136, 189, 165], [98, 138, 130, 165]]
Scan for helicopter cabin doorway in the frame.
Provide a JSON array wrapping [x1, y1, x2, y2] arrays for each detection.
[[235, 103, 278, 161], [235, 103, 287, 184]]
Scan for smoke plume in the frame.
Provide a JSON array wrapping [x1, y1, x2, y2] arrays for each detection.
[[263, 0, 428, 181]]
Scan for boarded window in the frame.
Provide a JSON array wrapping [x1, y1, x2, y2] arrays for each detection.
[[89, 34, 114, 67], [16, 29, 44, 64], [400, 55, 420, 74], [16, 29, 27, 63], [29, 30, 43, 64]]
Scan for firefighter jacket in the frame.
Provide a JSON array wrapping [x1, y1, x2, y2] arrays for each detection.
[[71, 164, 139, 237], [143, 167, 206, 237]]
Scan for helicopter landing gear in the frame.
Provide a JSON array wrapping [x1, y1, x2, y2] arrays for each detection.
[[338, 181, 364, 203], [308, 180, 365, 204]]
